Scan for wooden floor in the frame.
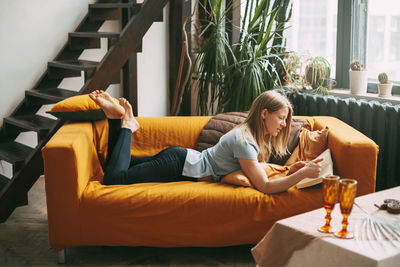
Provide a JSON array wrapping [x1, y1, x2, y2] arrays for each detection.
[[0, 177, 256, 266]]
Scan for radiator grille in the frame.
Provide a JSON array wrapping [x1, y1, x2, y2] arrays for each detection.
[[288, 92, 400, 191]]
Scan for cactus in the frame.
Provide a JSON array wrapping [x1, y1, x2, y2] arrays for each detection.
[[350, 60, 364, 71], [378, 72, 389, 84]]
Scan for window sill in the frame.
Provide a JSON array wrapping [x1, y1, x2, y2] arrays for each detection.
[[329, 89, 400, 106]]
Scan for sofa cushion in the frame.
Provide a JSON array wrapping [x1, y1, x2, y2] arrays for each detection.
[[220, 127, 330, 189], [271, 118, 311, 165], [196, 112, 310, 165], [221, 163, 289, 187], [80, 180, 323, 247], [92, 116, 213, 165], [285, 127, 329, 166], [46, 94, 118, 122], [196, 112, 248, 151]]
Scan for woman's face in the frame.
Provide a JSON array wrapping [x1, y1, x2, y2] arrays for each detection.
[[261, 107, 289, 136]]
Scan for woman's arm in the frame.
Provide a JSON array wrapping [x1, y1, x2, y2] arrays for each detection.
[[238, 158, 322, 194]]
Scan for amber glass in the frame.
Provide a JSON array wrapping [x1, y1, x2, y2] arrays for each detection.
[[318, 175, 340, 234], [334, 179, 358, 239]]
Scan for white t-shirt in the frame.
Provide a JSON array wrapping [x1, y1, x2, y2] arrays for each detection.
[[182, 127, 259, 181]]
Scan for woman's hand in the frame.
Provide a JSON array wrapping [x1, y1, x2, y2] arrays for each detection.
[[297, 158, 323, 179], [288, 161, 307, 174]]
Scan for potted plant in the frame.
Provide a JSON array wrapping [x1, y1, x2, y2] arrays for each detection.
[[281, 51, 334, 95], [280, 51, 300, 86], [191, 0, 293, 115], [377, 72, 392, 97], [304, 56, 331, 95], [349, 60, 368, 95]]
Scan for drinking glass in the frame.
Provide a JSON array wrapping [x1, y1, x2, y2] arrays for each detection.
[[334, 179, 358, 239], [318, 175, 340, 234]]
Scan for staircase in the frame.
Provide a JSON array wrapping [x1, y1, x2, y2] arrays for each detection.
[[0, 0, 169, 222]]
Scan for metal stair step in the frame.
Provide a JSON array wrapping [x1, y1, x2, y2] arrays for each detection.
[[47, 59, 99, 80], [26, 88, 78, 105], [0, 141, 34, 165], [4, 114, 58, 135], [69, 31, 120, 38], [48, 59, 98, 71], [89, 3, 138, 8], [69, 32, 121, 50], [97, 0, 124, 2]]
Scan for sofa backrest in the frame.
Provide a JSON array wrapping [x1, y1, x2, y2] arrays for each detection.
[[92, 116, 316, 162], [92, 116, 212, 162]]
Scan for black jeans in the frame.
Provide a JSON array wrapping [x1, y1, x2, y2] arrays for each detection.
[[103, 119, 195, 185]]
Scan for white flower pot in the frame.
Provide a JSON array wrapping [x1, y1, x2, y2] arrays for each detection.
[[378, 83, 393, 97], [349, 70, 368, 95]]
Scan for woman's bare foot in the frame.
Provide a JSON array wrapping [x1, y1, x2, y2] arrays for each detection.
[[89, 90, 125, 119], [119, 98, 140, 132]]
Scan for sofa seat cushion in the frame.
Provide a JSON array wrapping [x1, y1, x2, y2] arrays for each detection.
[[79, 181, 323, 247]]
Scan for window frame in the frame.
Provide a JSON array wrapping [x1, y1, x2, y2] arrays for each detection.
[[336, 0, 400, 94]]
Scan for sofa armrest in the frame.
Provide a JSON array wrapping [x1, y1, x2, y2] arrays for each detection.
[[312, 116, 379, 196], [42, 122, 103, 249]]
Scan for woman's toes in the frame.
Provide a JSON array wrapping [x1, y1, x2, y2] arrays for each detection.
[[90, 92, 125, 119], [120, 98, 131, 113], [119, 98, 126, 104], [126, 102, 132, 111], [120, 99, 139, 132]]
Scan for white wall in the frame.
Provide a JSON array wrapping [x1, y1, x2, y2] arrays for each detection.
[[0, 0, 169, 177], [0, 0, 169, 128], [137, 2, 169, 116], [0, 0, 95, 127]]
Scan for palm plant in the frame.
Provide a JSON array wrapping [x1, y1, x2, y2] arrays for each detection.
[[192, 0, 233, 115], [192, 0, 292, 115], [221, 0, 291, 112]]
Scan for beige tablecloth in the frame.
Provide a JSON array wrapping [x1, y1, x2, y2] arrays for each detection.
[[252, 187, 400, 267]]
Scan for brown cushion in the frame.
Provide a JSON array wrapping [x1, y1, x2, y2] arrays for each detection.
[[270, 118, 310, 165], [196, 112, 248, 151], [196, 112, 310, 165], [285, 127, 329, 166]]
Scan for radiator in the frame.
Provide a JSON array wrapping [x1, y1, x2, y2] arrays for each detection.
[[288, 92, 400, 191]]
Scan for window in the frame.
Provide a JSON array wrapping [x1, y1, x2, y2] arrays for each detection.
[[367, 16, 385, 62], [283, 0, 400, 93], [285, 0, 338, 78], [391, 17, 400, 61], [366, 0, 400, 85]]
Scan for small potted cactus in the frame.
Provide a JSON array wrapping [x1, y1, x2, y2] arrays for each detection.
[[377, 72, 392, 97], [349, 60, 368, 95]]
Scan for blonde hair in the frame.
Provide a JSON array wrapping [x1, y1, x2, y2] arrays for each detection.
[[241, 90, 293, 162]]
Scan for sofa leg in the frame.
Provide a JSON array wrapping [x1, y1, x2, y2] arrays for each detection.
[[58, 248, 66, 264]]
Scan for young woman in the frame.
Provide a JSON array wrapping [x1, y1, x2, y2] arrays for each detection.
[[89, 90, 322, 194]]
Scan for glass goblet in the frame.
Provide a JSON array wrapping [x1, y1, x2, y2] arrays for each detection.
[[334, 179, 358, 239], [318, 175, 340, 234]]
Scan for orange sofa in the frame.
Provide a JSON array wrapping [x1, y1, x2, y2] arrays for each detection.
[[42, 116, 378, 252]]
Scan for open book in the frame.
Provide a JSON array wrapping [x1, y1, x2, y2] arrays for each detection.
[[295, 148, 334, 189]]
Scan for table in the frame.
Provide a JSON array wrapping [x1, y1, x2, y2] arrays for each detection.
[[252, 186, 400, 267]]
